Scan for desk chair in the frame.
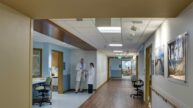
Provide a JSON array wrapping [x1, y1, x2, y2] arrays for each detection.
[[35, 77, 52, 107], [130, 79, 144, 98], [131, 75, 137, 86]]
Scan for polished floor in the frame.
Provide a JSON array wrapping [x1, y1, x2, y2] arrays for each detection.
[[33, 91, 92, 108], [80, 79, 146, 108]]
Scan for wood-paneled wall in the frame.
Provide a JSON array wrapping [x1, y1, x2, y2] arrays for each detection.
[[34, 19, 96, 50]]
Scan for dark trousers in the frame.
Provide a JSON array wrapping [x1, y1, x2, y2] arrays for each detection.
[[88, 84, 93, 94]]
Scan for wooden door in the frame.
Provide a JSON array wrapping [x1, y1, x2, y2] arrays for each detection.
[[145, 46, 152, 106], [52, 50, 64, 94]]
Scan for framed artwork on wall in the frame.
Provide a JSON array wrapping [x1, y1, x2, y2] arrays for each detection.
[[155, 46, 165, 76], [168, 33, 188, 82], [33, 48, 42, 78]]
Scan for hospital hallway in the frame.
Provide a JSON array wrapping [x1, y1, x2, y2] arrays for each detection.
[[2, 1, 193, 108], [80, 79, 147, 108]]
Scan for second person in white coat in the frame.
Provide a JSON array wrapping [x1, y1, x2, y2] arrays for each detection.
[[87, 63, 95, 94]]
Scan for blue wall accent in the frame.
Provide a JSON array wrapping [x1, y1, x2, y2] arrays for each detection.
[[111, 70, 122, 78], [33, 41, 71, 91], [63, 74, 70, 91], [110, 58, 122, 78]]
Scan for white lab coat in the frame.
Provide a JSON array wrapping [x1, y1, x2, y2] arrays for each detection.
[[76, 63, 86, 81], [87, 67, 95, 84]]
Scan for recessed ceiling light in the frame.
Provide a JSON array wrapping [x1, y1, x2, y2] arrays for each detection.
[[115, 53, 124, 56], [109, 44, 123, 47], [97, 27, 121, 33], [113, 50, 123, 53]]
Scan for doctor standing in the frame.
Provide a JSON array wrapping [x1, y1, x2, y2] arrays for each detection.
[[87, 63, 95, 94], [75, 58, 86, 93]]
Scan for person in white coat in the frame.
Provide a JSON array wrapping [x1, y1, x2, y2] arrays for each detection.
[[75, 58, 86, 93], [87, 63, 95, 94]]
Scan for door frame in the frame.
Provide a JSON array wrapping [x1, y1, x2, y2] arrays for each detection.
[[107, 57, 111, 81], [136, 56, 139, 79], [51, 50, 64, 94], [121, 59, 133, 77], [145, 45, 152, 106]]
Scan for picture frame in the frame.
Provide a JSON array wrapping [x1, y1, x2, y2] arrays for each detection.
[[167, 32, 188, 82], [155, 45, 165, 76]]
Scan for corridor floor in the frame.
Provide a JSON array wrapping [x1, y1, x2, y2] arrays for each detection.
[[80, 79, 146, 108], [33, 91, 92, 108]]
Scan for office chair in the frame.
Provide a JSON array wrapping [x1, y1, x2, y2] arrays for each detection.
[[131, 75, 137, 86], [35, 77, 52, 106], [130, 79, 144, 98]]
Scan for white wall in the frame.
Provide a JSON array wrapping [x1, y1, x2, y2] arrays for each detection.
[[142, 3, 193, 108], [70, 50, 108, 90], [70, 49, 97, 89], [138, 49, 145, 81], [96, 51, 108, 89], [151, 91, 173, 108], [0, 3, 31, 108]]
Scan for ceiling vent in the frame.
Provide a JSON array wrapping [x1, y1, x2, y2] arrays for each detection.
[[131, 25, 137, 31], [131, 21, 143, 24]]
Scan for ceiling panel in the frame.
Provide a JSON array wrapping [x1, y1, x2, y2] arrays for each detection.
[[51, 18, 165, 56]]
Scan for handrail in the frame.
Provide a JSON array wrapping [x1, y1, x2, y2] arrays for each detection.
[[151, 87, 178, 108]]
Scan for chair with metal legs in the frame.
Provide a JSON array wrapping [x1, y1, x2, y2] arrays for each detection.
[[130, 79, 144, 98], [35, 77, 52, 107]]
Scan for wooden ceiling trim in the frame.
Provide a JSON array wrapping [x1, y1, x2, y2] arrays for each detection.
[[33, 19, 96, 50]]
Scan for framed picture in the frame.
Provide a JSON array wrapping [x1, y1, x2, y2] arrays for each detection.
[[168, 33, 187, 81], [33, 48, 42, 78], [155, 46, 164, 76]]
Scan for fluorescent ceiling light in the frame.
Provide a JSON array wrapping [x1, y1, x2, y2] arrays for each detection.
[[113, 50, 123, 53], [115, 53, 124, 56], [109, 44, 123, 47], [97, 27, 121, 33]]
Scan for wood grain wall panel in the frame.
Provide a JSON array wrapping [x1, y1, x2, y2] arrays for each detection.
[[34, 19, 96, 50]]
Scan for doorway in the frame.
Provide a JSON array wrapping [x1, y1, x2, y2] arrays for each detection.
[[121, 59, 132, 79], [136, 56, 139, 79], [145, 45, 152, 107], [51, 50, 64, 94]]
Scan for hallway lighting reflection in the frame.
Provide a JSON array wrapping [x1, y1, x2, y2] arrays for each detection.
[[113, 50, 123, 53], [97, 27, 121, 33], [109, 44, 123, 47]]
